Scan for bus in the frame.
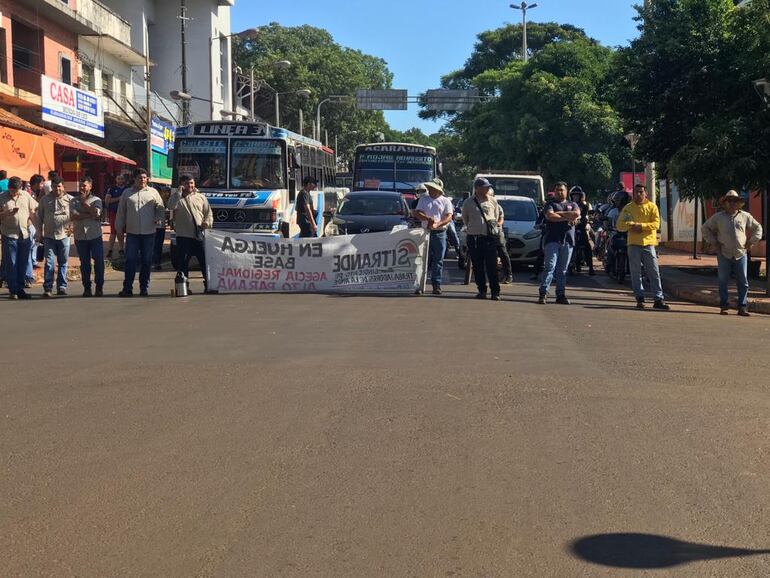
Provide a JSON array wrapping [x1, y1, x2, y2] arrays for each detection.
[[352, 143, 441, 198], [474, 172, 545, 205], [171, 121, 335, 237]]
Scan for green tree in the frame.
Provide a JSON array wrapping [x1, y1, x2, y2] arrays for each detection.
[[423, 23, 628, 196], [613, 0, 770, 199], [233, 23, 394, 165]]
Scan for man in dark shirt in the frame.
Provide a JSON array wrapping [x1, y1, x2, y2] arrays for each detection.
[[569, 185, 595, 275], [296, 176, 317, 238], [538, 181, 581, 305]]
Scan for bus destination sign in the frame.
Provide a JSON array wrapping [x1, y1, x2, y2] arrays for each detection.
[[193, 123, 268, 137], [361, 144, 431, 154]]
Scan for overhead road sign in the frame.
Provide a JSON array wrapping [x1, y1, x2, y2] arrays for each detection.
[[356, 89, 408, 110], [424, 89, 482, 112]]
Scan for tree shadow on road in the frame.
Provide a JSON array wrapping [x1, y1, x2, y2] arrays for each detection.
[[568, 533, 770, 569]]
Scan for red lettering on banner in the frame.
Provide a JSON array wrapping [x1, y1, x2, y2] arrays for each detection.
[[50, 82, 76, 107]]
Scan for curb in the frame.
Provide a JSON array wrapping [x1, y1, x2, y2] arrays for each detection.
[[661, 279, 770, 316]]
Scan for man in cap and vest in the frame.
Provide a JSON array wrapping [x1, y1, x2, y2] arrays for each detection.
[[413, 178, 454, 295], [702, 190, 762, 316]]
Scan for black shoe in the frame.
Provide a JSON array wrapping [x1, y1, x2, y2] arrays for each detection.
[[636, 298, 646, 310], [82, 288, 93, 297], [139, 290, 149, 297], [18, 291, 31, 300], [476, 292, 487, 299], [502, 275, 513, 284], [432, 285, 442, 295], [738, 307, 751, 317], [491, 294, 501, 301], [56, 288, 67, 296], [153, 264, 162, 272], [8, 293, 18, 300], [24, 280, 32, 288], [415, 288, 423, 295], [720, 308, 729, 315], [537, 294, 547, 305], [653, 300, 671, 311], [555, 295, 571, 305], [118, 289, 133, 298], [95, 287, 103, 297]]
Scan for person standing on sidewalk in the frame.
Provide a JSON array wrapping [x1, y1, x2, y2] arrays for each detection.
[[702, 190, 762, 316], [297, 176, 318, 238], [115, 168, 165, 297], [463, 178, 503, 300], [24, 174, 45, 288], [168, 175, 212, 293], [105, 174, 126, 259], [538, 182, 581, 305], [616, 183, 670, 310], [38, 175, 72, 298], [413, 179, 454, 295], [0, 176, 38, 299], [569, 186, 595, 275], [71, 177, 105, 297]]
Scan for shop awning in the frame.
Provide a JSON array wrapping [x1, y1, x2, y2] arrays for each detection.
[[45, 131, 137, 166], [0, 109, 55, 180]]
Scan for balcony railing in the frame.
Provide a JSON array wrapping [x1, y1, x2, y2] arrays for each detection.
[[15, 0, 131, 45]]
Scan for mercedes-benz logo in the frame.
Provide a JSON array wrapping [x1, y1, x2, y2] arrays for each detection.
[[216, 210, 229, 221], [234, 210, 246, 223], [360, 228, 370, 233]]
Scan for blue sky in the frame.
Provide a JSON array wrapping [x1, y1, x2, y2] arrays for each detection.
[[232, 1, 640, 133]]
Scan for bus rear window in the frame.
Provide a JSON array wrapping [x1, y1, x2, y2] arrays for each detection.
[[176, 139, 227, 188]]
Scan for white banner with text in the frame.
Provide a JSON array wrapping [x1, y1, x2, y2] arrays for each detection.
[[205, 228, 429, 294]]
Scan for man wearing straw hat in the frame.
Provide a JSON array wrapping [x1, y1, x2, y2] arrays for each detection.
[[413, 178, 453, 295], [702, 190, 762, 316]]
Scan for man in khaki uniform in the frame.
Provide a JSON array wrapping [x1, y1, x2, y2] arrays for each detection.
[[38, 175, 72, 297], [0, 176, 38, 299], [168, 175, 212, 293], [115, 168, 165, 297], [71, 176, 105, 297]]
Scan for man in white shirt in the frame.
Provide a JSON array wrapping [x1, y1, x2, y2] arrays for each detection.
[[412, 179, 453, 295]]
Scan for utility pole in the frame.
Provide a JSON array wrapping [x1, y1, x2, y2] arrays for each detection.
[[180, 0, 190, 125], [510, 2, 538, 63], [144, 23, 153, 178], [643, 0, 656, 206]]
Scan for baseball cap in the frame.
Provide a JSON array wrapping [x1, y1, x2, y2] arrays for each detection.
[[474, 177, 492, 188]]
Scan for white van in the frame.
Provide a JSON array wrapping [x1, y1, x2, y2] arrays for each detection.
[[475, 173, 545, 205]]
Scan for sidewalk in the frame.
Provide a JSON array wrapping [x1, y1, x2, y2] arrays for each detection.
[[657, 247, 770, 315]]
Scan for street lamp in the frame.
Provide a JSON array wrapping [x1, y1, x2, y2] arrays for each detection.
[[315, 95, 355, 143], [275, 88, 311, 129], [209, 28, 259, 119], [510, 2, 538, 63], [170, 90, 236, 116]]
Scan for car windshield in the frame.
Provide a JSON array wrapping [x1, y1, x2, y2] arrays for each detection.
[[338, 196, 405, 216], [354, 153, 434, 191], [488, 178, 542, 202], [230, 139, 286, 189], [498, 200, 538, 221], [175, 139, 227, 188]]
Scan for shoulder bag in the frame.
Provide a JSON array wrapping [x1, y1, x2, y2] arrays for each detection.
[[474, 196, 500, 238]]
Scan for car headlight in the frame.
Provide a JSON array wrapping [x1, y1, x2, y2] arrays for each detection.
[[523, 229, 542, 240]]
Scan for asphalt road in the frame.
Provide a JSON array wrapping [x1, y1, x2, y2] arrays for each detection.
[[2, 264, 770, 577]]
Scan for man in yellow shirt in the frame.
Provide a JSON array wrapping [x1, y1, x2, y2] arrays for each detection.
[[616, 183, 670, 310]]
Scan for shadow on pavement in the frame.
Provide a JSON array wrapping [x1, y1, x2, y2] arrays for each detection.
[[569, 533, 770, 569]]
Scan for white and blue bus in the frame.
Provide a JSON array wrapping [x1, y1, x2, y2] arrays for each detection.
[[171, 121, 335, 237], [353, 142, 441, 201]]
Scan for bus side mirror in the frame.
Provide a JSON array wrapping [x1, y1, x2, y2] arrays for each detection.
[[293, 152, 302, 168]]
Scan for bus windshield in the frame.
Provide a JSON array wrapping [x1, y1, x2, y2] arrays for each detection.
[[355, 152, 435, 191], [487, 177, 543, 203], [175, 139, 227, 188], [230, 139, 286, 189]]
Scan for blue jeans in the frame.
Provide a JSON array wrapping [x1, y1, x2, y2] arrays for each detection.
[[446, 221, 461, 253], [153, 227, 166, 266], [540, 242, 573, 297], [43, 237, 70, 291], [75, 238, 105, 290], [27, 223, 36, 281], [628, 245, 664, 301], [717, 254, 749, 309], [124, 233, 155, 293], [2, 236, 32, 296], [428, 230, 447, 285]]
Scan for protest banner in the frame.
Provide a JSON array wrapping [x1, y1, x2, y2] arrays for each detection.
[[205, 228, 429, 294]]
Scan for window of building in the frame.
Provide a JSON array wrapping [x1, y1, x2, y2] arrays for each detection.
[[81, 63, 95, 91], [60, 54, 71, 85], [219, 35, 227, 104], [0, 28, 6, 84], [102, 72, 113, 96]]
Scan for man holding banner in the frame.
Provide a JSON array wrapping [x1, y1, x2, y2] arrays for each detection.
[[413, 179, 453, 295], [168, 175, 212, 293]]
